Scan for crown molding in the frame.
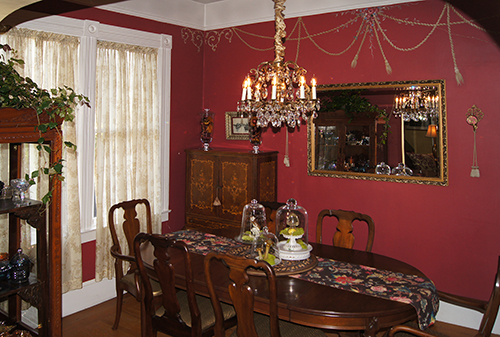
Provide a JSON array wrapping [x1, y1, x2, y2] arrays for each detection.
[[98, 0, 421, 31], [99, 0, 207, 30]]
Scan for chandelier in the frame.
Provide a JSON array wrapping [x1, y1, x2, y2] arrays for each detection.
[[391, 85, 440, 176], [393, 86, 439, 122], [236, 0, 320, 130]]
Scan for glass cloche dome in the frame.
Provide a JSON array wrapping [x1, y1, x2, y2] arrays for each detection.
[[251, 226, 280, 266], [235, 199, 267, 243], [275, 198, 312, 260]]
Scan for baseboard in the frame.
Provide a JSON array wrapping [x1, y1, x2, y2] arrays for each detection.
[[436, 301, 500, 334], [62, 280, 499, 334], [62, 278, 116, 317]]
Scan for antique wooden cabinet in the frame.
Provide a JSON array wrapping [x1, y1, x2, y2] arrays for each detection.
[[185, 148, 278, 238], [0, 108, 62, 337]]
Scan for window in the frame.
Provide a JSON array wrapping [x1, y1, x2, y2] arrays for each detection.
[[18, 17, 172, 239]]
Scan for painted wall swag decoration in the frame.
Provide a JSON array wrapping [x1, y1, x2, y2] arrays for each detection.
[[466, 105, 484, 177]]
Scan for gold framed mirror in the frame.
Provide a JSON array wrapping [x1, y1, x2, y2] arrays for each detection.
[[307, 79, 447, 186]]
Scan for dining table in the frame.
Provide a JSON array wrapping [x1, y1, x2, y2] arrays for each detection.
[[142, 230, 439, 337]]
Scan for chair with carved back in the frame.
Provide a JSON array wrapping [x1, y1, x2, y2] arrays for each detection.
[[261, 201, 286, 234], [387, 255, 500, 337], [108, 199, 161, 330], [316, 209, 375, 252], [134, 233, 237, 337], [204, 252, 326, 337]]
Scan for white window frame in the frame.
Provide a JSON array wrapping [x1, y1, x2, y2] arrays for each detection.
[[18, 16, 172, 242]]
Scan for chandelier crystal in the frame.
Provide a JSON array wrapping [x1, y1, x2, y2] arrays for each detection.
[[237, 0, 320, 130], [392, 85, 440, 176], [393, 86, 439, 122]]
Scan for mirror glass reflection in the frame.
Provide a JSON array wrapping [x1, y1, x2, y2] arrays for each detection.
[[307, 80, 447, 186]]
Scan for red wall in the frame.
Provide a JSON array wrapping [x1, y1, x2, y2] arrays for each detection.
[[202, 0, 500, 301], [67, 1, 500, 300]]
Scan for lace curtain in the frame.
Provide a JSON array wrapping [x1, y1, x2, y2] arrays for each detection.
[[94, 40, 161, 282], [0, 28, 83, 293]]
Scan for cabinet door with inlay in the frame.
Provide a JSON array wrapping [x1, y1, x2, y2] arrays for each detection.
[[187, 154, 217, 217], [185, 149, 277, 237], [219, 156, 251, 221]]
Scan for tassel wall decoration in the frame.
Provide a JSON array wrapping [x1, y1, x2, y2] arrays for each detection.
[[465, 105, 484, 178]]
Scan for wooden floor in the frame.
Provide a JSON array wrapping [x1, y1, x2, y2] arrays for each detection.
[[62, 293, 499, 337]]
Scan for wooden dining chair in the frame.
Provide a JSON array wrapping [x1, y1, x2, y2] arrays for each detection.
[[204, 252, 327, 337], [316, 209, 375, 252], [387, 255, 500, 337], [108, 199, 161, 330], [261, 201, 286, 234], [134, 233, 237, 337]]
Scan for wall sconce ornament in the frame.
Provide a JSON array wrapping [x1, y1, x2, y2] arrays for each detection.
[[466, 105, 483, 178]]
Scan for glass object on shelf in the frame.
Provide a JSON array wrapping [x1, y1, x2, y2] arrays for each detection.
[[0, 254, 10, 281], [10, 179, 30, 202], [391, 163, 413, 176], [345, 125, 371, 173], [249, 115, 262, 154], [9, 248, 33, 283], [200, 108, 214, 151], [0, 185, 13, 199], [275, 198, 312, 260], [251, 227, 281, 266], [235, 199, 267, 243], [375, 162, 391, 175]]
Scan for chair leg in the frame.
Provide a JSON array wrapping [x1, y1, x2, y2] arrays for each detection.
[[112, 288, 124, 330], [140, 296, 146, 337]]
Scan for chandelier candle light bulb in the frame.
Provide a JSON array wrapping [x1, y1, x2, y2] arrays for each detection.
[[241, 80, 247, 101], [247, 77, 252, 100], [300, 76, 305, 99], [272, 75, 277, 100]]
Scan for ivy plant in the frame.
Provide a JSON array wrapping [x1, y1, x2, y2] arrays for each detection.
[[318, 89, 391, 144], [0, 43, 90, 204]]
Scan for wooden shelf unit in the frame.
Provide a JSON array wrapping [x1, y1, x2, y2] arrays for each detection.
[[0, 108, 62, 337], [0, 199, 48, 336]]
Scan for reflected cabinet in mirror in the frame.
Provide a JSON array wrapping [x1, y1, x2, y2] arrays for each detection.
[[307, 80, 448, 186]]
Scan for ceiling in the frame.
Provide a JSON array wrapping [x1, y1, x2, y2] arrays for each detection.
[[0, 0, 499, 46], [0, 0, 421, 32], [190, 0, 225, 3]]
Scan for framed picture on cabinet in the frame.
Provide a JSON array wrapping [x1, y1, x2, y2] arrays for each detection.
[[225, 111, 250, 140]]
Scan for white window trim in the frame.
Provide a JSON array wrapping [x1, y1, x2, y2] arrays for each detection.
[[18, 16, 172, 237]]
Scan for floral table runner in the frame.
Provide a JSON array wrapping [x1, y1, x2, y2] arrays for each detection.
[[166, 230, 438, 330], [291, 257, 439, 330], [165, 230, 240, 255]]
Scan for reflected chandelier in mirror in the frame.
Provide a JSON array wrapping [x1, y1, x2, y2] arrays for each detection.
[[307, 80, 448, 186]]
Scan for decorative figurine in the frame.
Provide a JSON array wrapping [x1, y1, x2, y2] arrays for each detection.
[[235, 199, 267, 243]]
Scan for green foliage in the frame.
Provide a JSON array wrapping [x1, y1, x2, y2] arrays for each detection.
[[1, 43, 89, 203], [318, 89, 391, 144]]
